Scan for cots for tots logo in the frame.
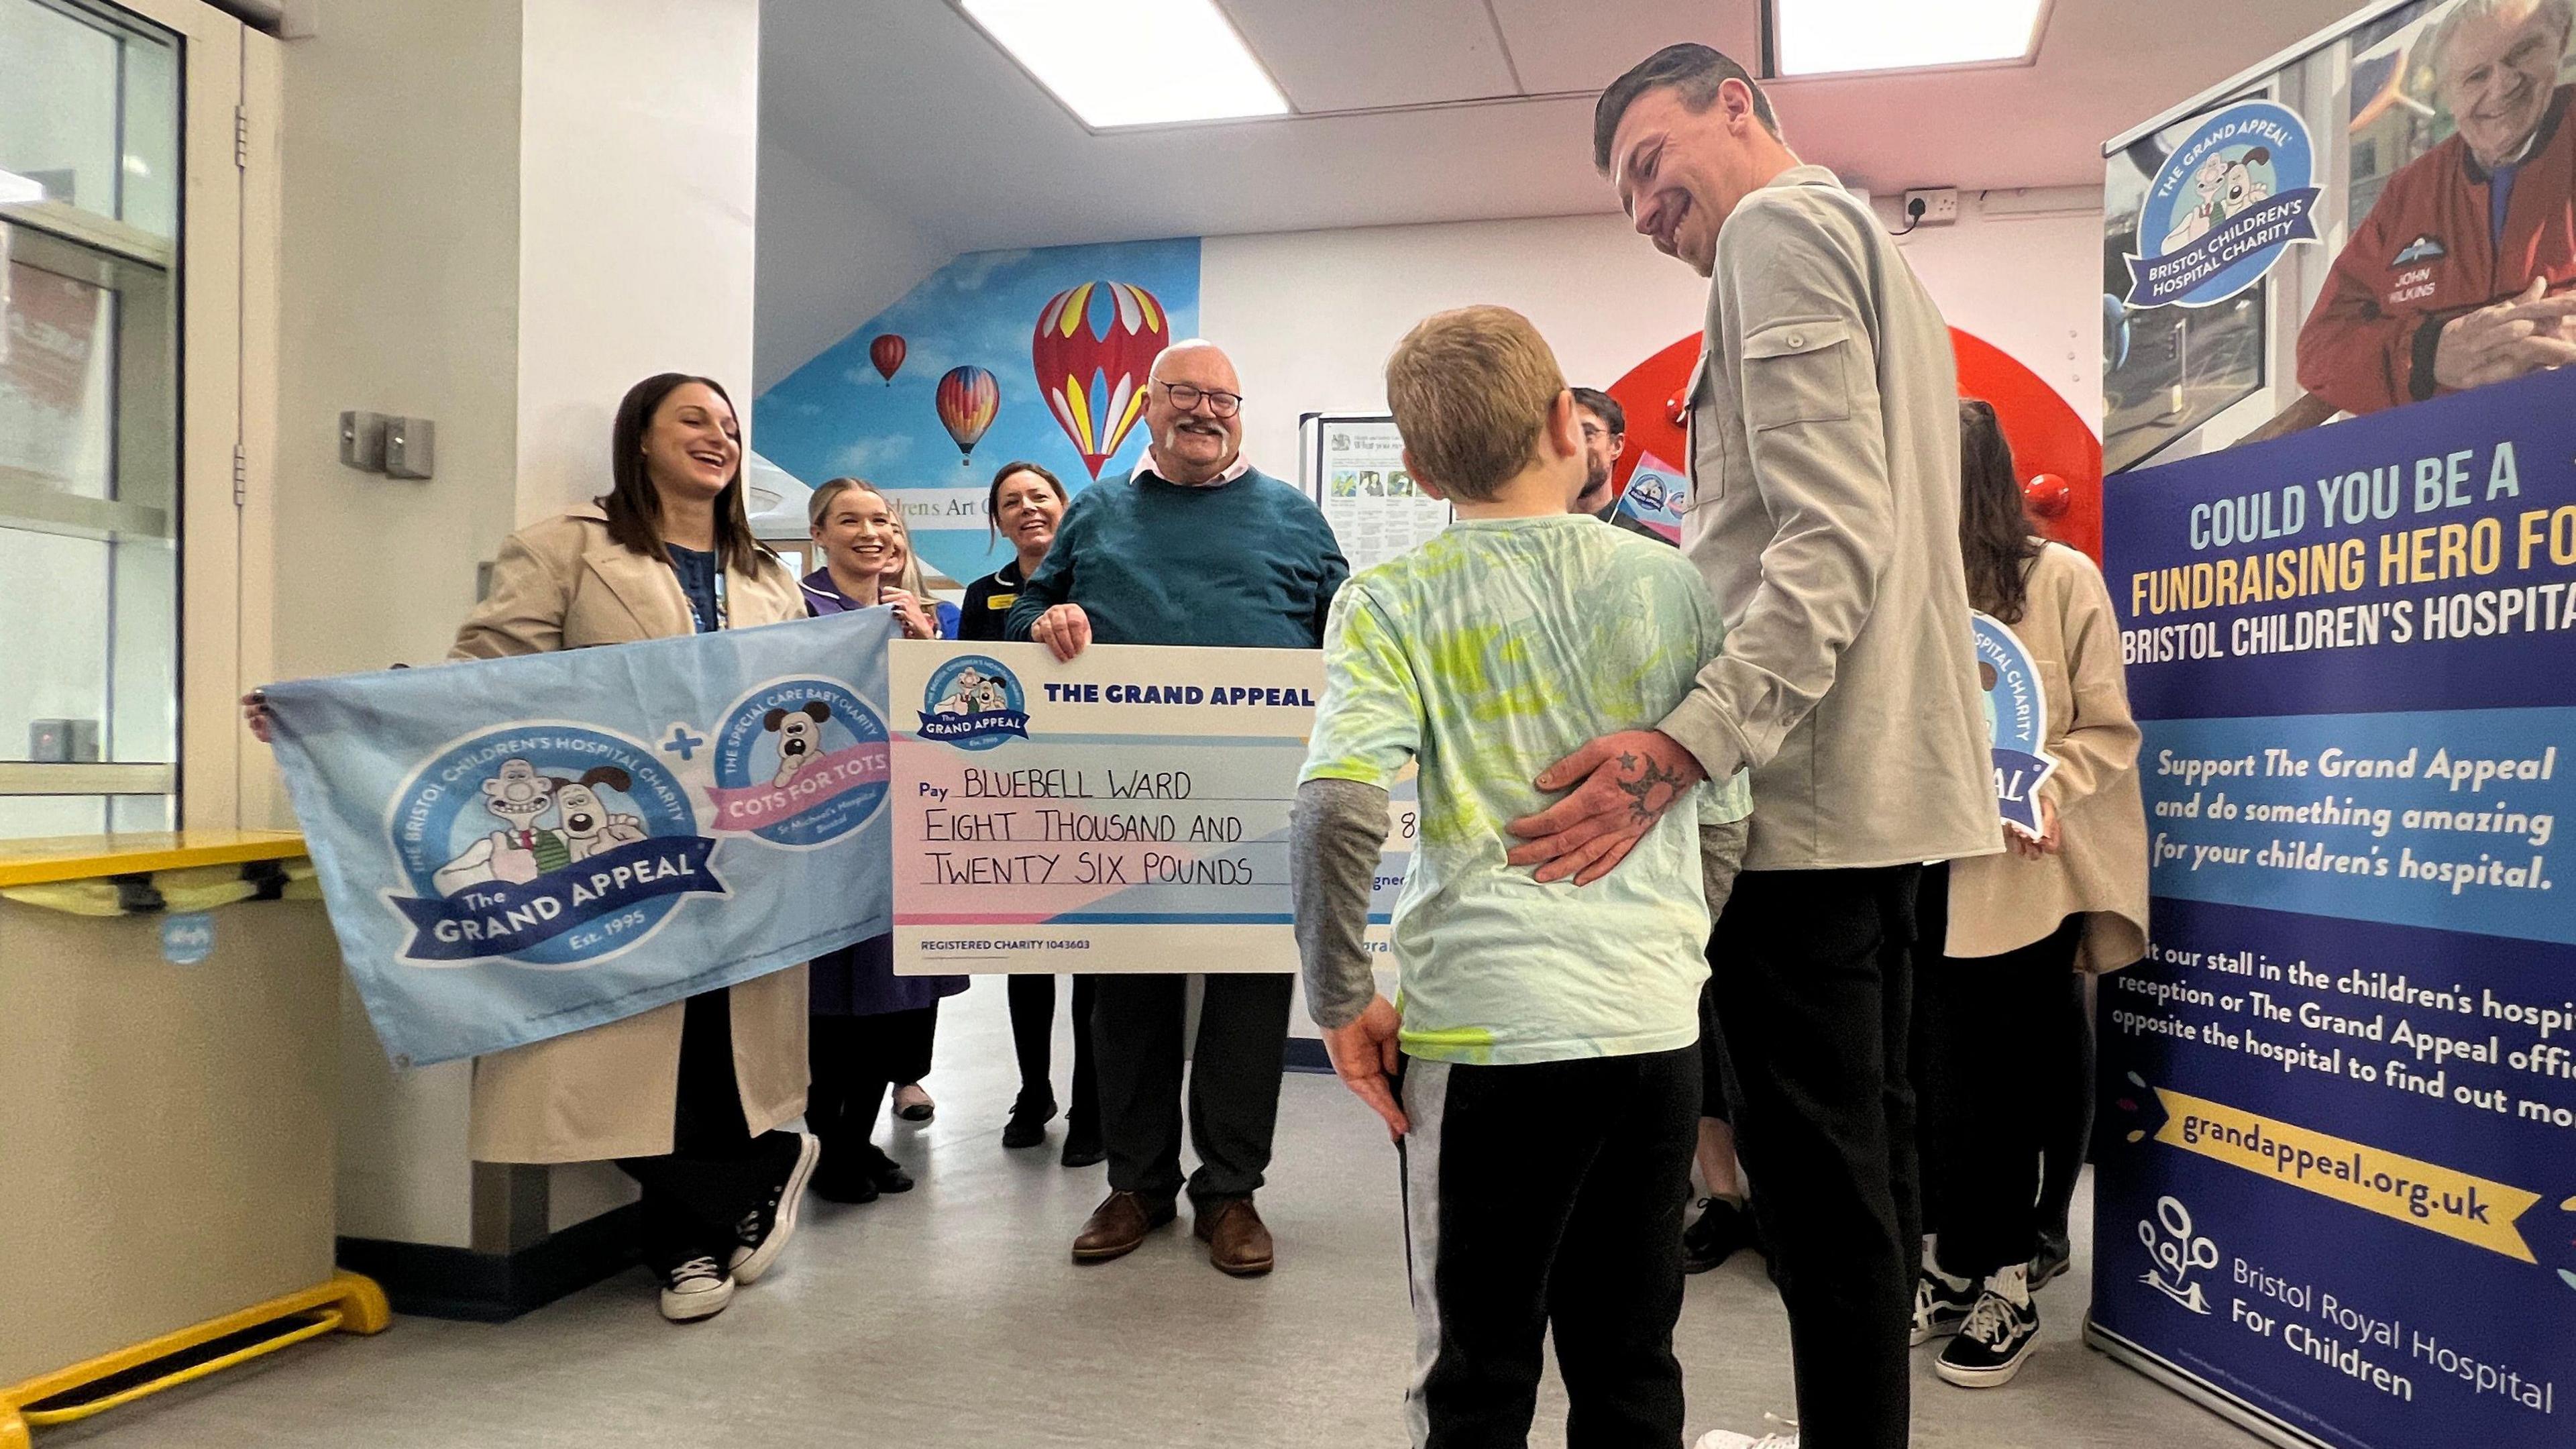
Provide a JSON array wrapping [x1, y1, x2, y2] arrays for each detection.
[[706, 678, 892, 847], [920, 654, 1030, 751], [1972, 612, 2059, 839], [2125, 99, 2321, 309], [384, 724, 722, 965]]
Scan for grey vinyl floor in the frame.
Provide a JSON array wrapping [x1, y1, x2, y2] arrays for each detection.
[[55, 980, 2263, 1448]]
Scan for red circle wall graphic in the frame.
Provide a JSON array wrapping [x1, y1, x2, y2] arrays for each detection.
[[1601, 327, 2105, 561]]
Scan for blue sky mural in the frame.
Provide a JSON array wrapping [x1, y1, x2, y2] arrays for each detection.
[[754, 237, 1203, 586]]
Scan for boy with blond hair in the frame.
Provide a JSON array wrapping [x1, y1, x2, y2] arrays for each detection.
[[1291, 305, 1750, 1447]]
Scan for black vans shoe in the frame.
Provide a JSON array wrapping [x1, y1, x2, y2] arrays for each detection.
[[1936, 1264, 2041, 1387]]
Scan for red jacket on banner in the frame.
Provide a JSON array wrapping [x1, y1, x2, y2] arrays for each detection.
[[2296, 88, 2576, 415]]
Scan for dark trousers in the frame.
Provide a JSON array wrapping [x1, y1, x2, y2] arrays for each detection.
[[1913, 870, 2086, 1278], [1707, 866, 1921, 1449], [809, 1004, 938, 1175], [1399, 1048, 1699, 1449], [1091, 971, 1293, 1209], [616, 989, 788, 1273], [2039, 970, 2096, 1241], [1008, 973, 1099, 1126]]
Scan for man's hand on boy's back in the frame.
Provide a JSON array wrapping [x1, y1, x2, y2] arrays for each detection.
[[1322, 995, 1409, 1142], [1506, 730, 1707, 885]]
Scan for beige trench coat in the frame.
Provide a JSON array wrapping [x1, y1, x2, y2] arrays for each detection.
[[449, 504, 811, 1163], [1944, 543, 2150, 975]]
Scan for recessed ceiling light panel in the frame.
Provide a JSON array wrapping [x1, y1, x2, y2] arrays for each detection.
[[1774, 0, 2049, 78], [961, 0, 1293, 129]]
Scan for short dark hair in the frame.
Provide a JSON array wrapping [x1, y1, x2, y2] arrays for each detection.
[[1593, 44, 1778, 173], [1570, 387, 1625, 435]]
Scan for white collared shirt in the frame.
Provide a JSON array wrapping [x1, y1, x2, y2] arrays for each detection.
[[1132, 449, 1252, 488]]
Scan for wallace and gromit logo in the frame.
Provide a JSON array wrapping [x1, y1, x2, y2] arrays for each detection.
[[2125, 99, 2322, 310], [920, 654, 1030, 751], [384, 725, 721, 965], [706, 678, 893, 847]]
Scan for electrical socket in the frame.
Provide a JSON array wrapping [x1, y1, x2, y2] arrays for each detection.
[[1903, 187, 1961, 226]]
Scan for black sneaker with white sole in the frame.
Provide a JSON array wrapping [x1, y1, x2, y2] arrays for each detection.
[[1935, 1264, 2040, 1387], [1911, 1264, 1978, 1346], [658, 1254, 735, 1323], [729, 1130, 820, 1286]]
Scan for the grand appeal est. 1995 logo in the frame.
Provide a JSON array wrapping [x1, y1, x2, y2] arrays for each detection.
[[2124, 99, 2322, 310], [919, 654, 1030, 751], [1972, 613, 2060, 840], [706, 677, 893, 847], [383, 723, 723, 965]]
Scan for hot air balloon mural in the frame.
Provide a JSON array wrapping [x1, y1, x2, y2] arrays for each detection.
[[868, 333, 906, 386], [934, 365, 1000, 466], [1031, 280, 1170, 480]]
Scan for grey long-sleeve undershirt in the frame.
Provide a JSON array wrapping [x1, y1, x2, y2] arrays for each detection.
[[1291, 777, 1755, 1034]]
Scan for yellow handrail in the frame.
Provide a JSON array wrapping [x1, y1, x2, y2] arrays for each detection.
[[19, 1312, 344, 1426]]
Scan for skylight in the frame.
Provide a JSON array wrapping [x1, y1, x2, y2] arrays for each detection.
[[961, 0, 1292, 129], [1773, 0, 2049, 78]]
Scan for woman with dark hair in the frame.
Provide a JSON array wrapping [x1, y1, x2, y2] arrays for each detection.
[[798, 476, 965, 1201], [956, 461, 1099, 1165], [412, 374, 823, 1323], [1911, 400, 2147, 1388]]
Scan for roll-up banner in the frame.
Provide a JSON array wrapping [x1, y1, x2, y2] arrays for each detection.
[[2097, 3, 2576, 1443]]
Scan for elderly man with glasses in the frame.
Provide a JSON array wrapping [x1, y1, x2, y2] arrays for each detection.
[[2300, 0, 2576, 413], [1008, 339, 1348, 1277]]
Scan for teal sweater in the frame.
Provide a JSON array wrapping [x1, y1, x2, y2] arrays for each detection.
[[1005, 466, 1348, 649]]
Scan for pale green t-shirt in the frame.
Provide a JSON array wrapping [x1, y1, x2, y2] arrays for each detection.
[[1299, 513, 1750, 1066]]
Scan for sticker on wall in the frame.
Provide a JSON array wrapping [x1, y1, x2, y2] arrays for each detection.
[[2121, 99, 2320, 309], [160, 911, 215, 965]]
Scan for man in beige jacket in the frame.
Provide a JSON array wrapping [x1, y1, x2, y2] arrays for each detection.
[[1511, 44, 1994, 1449]]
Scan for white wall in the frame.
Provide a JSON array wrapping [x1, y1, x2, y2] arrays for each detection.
[[515, 0, 762, 522], [276, 0, 531, 1248], [753, 138, 948, 396], [1203, 190, 2105, 493]]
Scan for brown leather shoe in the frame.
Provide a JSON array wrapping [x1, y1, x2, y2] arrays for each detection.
[[1194, 1197, 1275, 1277], [1071, 1190, 1174, 1263]]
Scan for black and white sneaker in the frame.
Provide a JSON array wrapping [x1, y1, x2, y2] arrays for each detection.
[[1911, 1263, 1978, 1345], [1935, 1264, 2040, 1387], [728, 1130, 820, 1286], [658, 1254, 735, 1323], [1682, 1195, 1755, 1274]]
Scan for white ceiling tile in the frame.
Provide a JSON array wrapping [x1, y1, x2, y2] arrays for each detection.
[[1223, 0, 1521, 111], [1488, 0, 1764, 95]]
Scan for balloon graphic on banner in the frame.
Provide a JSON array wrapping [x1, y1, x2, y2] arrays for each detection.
[[868, 334, 906, 386], [1031, 280, 1170, 479], [934, 366, 1000, 466]]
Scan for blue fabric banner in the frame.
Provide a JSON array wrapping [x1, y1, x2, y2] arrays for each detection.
[[265, 609, 895, 1067], [2097, 366, 2576, 1447]]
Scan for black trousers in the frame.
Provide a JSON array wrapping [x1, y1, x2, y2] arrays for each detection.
[[2039, 970, 2096, 1241], [1008, 973, 1099, 1126], [616, 989, 789, 1273], [1707, 866, 1921, 1449], [1398, 1047, 1699, 1449], [809, 1004, 938, 1174], [1091, 972, 1293, 1208], [1913, 871, 2086, 1278]]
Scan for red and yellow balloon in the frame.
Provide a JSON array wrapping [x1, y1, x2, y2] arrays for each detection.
[[934, 365, 999, 466], [1032, 280, 1170, 480]]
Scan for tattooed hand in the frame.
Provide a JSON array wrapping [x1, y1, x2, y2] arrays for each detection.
[[1506, 729, 1708, 885]]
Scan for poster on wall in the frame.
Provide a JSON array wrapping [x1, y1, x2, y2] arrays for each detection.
[[755, 239, 1202, 588], [1301, 413, 1452, 574], [2102, 0, 2576, 473], [2092, 364, 2576, 1448]]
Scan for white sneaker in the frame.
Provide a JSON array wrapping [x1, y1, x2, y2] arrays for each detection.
[[729, 1131, 820, 1286], [658, 1255, 735, 1322]]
